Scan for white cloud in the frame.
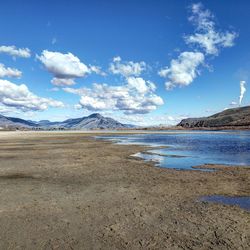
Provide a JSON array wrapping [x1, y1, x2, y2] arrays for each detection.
[[0, 104, 20, 115], [80, 94, 112, 111], [0, 64, 22, 78], [0, 79, 64, 112], [186, 31, 236, 56], [63, 77, 163, 115], [230, 101, 237, 106], [113, 56, 121, 62], [37, 50, 105, 86], [127, 77, 155, 94], [89, 65, 106, 76], [38, 50, 90, 79], [159, 52, 204, 90], [0, 45, 31, 58], [185, 3, 237, 55], [159, 3, 237, 90], [51, 77, 75, 86], [109, 57, 146, 77], [239, 80, 246, 105]]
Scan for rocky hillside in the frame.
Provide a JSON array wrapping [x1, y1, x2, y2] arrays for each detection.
[[0, 115, 37, 129], [0, 113, 133, 130], [178, 106, 250, 129]]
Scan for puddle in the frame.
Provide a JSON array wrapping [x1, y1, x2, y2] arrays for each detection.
[[200, 195, 250, 211]]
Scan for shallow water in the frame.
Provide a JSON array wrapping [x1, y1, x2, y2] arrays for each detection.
[[96, 131, 250, 170], [200, 195, 250, 211]]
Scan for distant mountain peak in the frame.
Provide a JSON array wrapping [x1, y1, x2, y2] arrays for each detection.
[[87, 113, 103, 119], [39, 120, 50, 123], [0, 113, 134, 130]]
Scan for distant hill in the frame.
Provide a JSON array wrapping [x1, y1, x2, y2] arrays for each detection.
[[178, 106, 250, 129], [0, 114, 37, 129], [0, 113, 134, 130]]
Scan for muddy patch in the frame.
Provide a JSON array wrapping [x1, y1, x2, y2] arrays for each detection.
[[0, 173, 36, 180]]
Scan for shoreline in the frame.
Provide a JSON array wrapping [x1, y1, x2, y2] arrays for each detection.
[[0, 131, 249, 249], [0, 129, 245, 138]]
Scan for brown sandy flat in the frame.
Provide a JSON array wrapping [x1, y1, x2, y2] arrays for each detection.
[[0, 131, 249, 249]]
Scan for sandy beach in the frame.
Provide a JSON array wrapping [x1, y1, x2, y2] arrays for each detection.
[[0, 131, 249, 249]]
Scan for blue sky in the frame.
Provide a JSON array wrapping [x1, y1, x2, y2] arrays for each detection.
[[0, 0, 249, 125]]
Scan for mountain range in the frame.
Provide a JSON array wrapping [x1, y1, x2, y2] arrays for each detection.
[[1, 106, 250, 130], [178, 106, 250, 129], [0, 113, 133, 130]]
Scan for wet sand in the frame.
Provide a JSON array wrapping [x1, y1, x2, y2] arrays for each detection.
[[0, 131, 249, 249]]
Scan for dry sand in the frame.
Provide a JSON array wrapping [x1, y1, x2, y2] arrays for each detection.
[[0, 131, 249, 249]]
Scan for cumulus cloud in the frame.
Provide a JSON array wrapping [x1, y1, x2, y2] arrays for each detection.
[[159, 52, 204, 89], [0, 79, 64, 112], [63, 57, 157, 114], [63, 77, 163, 115], [159, 3, 237, 90], [37, 50, 105, 86], [38, 50, 90, 79], [127, 77, 156, 94], [0, 45, 31, 58], [109, 57, 146, 77], [185, 3, 237, 55], [239, 80, 246, 105], [0, 64, 22, 78]]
